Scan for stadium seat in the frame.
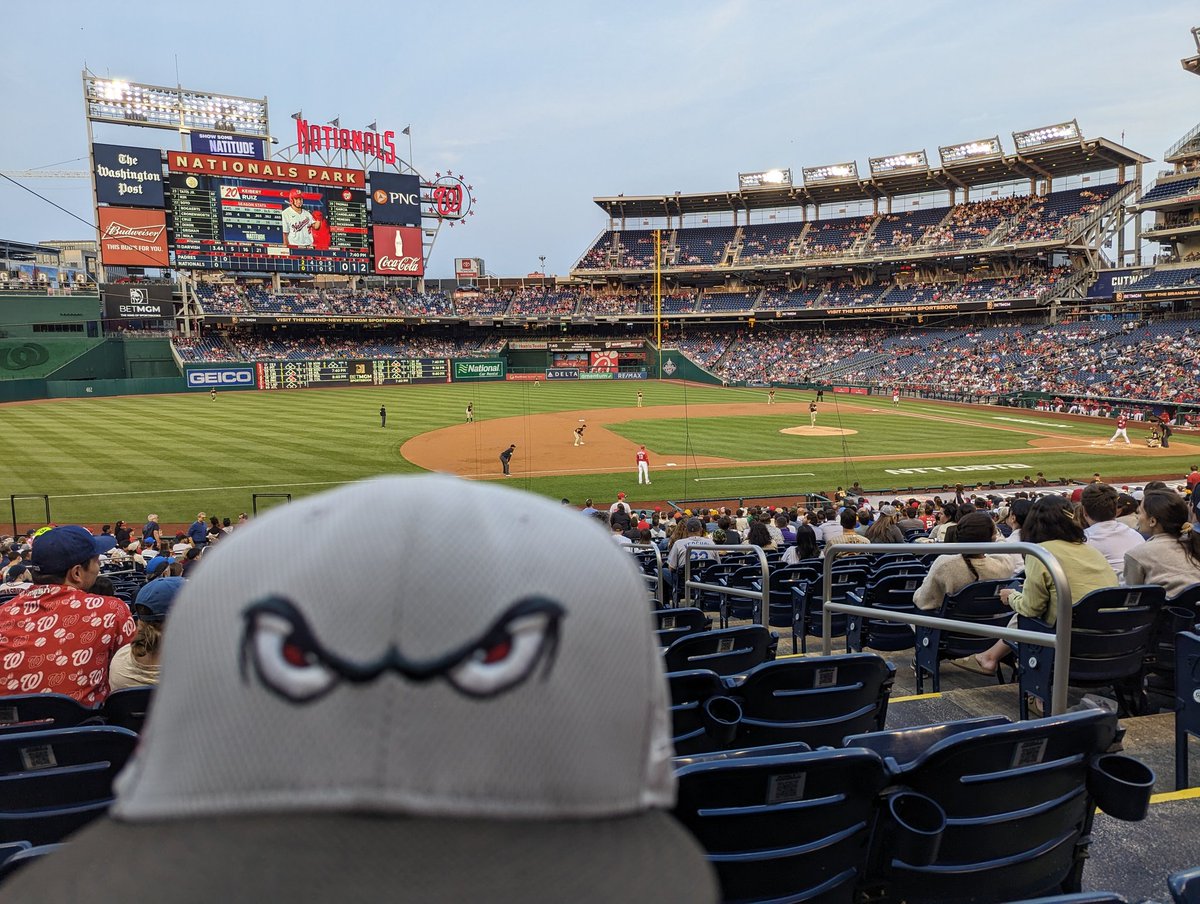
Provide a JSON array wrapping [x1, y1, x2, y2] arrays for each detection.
[[732, 653, 895, 749], [1016, 585, 1164, 718], [914, 579, 1015, 693], [653, 608, 711, 647], [1170, 865, 1200, 903], [0, 694, 95, 736], [1002, 894, 1128, 904], [99, 686, 154, 733], [663, 626, 777, 677], [673, 746, 893, 903], [666, 669, 733, 756], [1148, 583, 1200, 694], [1176, 630, 1200, 789], [0, 843, 64, 882], [716, 564, 766, 627], [792, 566, 869, 653], [845, 572, 925, 653], [0, 726, 138, 844], [848, 709, 1151, 902]]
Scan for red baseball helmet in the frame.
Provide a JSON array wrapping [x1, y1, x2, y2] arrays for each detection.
[[287, 189, 303, 201]]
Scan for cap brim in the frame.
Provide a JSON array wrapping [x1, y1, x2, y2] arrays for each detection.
[[4, 810, 716, 903]]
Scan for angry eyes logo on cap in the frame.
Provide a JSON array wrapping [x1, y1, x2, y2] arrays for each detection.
[[239, 596, 565, 704]]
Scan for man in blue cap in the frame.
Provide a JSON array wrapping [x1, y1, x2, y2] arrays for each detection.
[[0, 525, 136, 705]]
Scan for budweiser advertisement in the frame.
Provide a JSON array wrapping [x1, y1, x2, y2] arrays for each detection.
[[98, 207, 169, 267], [372, 225, 424, 276]]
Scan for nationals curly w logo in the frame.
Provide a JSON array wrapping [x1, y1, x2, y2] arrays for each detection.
[[0, 344, 49, 371]]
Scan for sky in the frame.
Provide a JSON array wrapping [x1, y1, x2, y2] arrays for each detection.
[[1, 0, 1198, 278]]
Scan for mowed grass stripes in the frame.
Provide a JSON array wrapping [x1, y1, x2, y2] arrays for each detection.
[[0, 384, 1191, 526]]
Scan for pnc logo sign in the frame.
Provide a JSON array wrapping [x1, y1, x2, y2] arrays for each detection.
[[187, 368, 255, 390], [368, 171, 422, 226]]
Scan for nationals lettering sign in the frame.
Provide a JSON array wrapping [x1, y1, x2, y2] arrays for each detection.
[[98, 207, 169, 267], [167, 152, 363, 188], [371, 225, 424, 276], [368, 172, 422, 226]]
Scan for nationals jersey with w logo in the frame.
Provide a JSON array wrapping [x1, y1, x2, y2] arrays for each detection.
[[0, 585, 136, 705]]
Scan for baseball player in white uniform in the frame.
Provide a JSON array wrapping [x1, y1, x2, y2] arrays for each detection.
[[636, 445, 651, 484], [281, 189, 318, 248]]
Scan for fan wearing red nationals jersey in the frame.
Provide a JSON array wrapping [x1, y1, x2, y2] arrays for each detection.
[[0, 526, 136, 705]]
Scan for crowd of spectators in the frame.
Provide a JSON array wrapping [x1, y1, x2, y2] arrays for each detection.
[[194, 282, 454, 317]]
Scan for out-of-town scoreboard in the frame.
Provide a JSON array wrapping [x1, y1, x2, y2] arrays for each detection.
[[256, 358, 449, 388]]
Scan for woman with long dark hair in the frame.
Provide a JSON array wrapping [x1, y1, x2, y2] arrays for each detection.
[[1124, 491, 1200, 596], [951, 495, 1115, 676], [914, 513, 1013, 610], [782, 523, 819, 565]]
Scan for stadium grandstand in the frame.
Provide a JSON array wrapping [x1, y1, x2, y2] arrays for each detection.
[[9, 25, 1200, 904]]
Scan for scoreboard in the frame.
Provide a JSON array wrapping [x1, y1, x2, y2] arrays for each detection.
[[256, 358, 449, 389], [167, 152, 370, 274]]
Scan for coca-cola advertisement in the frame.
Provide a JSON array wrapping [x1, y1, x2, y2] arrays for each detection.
[[372, 225, 424, 276], [98, 207, 169, 267]]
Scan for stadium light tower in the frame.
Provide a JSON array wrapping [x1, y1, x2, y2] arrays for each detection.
[[1183, 26, 1200, 75]]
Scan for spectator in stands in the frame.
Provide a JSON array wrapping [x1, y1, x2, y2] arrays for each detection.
[[109, 577, 184, 690], [143, 513, 162, 544], [0, 526, 136, 705], [667, 517, 718, 599], [716, 515, 741, 545], [914, 513, 1013, 611], [897, 506, 926, 534], [1080, 484, 1145, 579], [1115, 493, 1140, 529], [114, 520, 132, 548], [0, 563, 32, 595], [954, 497, 1116, 677], [865, 507, 905, 544], [95, 525, 117, 554], [826, 509, 869, 558], [782, 523, 820, 564], [930, 503, 958, 542], [5, 476, 716, 903], [746, 521, 776, 551], [1124, 491, 1200, 597], [188, 512, 209, 548]]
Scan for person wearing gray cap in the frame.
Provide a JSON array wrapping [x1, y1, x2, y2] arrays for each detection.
[[4, 476, 716, 903]]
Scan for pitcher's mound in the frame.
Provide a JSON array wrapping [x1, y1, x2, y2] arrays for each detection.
[[780, 426, 859, 437]]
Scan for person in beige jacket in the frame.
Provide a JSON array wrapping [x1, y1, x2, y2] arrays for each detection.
[[914, 513, 1014, 611], [1124, 490, 1200, 598]]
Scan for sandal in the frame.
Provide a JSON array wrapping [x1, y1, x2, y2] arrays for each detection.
[[947, 655, 997, 677]]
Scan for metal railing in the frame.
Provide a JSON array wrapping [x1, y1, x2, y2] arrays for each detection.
[[819, 542, 1075, 715], [628, 542, 665, 607], [682, 544, 770, 623]]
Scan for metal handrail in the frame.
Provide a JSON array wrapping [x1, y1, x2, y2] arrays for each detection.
[[629, 542, 665, 607], [682, 544, 770, 624], [819, 542, 1074, 715]]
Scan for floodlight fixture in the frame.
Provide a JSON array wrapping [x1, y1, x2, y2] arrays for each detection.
[[1013, 120, 1082, 151], [868, 150, 929, 175], [938, 137, 1003, 166], [802, 161, 858, 184], [738, 168, 793, 189], [82, 72, 270, 139]]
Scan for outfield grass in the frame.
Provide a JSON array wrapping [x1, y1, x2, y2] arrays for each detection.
[[0, 382, 1192, 527]]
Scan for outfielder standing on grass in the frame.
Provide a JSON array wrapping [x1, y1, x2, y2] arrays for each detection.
[[768, 388, 776, 405], [636, 445, 651, 485], [637, 390, 644, 408]]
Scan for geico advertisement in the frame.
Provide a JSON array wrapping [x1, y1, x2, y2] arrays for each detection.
[[186, 368, 255, 390]]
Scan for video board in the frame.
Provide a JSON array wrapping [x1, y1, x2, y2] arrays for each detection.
[[256, 358, 449, 389], [167, 152, 370, 274]]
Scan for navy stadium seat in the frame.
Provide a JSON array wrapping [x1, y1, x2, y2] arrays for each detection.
[[673, 747, 893, 903], [1175, 630, 1200, 789], [915, 578, 1014, 693], [0, 726, 138, 844], [792, 566, 869, 653], [663, 625, 777, 677], [1017, 585, 1163, 718], [100, 686, 154, 733], [0, 843, 64, 882], [846, 572, 925, 653], [0, 694, 94, 736], [1170, 864, 1200, 903]]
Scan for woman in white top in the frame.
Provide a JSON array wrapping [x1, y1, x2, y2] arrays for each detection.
[[1123, 491, 1200, 598]]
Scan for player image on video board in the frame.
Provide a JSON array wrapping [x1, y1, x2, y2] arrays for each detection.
[[281, 188, 319, 248]]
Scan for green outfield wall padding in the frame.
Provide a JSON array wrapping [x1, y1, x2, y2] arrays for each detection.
[[43, 377, 187, 398], [0, 339, 104, 381], [0, 379, 47, 402]]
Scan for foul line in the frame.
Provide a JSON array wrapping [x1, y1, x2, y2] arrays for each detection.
[[694, 472, 816, 481]]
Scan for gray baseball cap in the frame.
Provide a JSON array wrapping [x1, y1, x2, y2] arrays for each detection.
[[6, 475, 715, 903]]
